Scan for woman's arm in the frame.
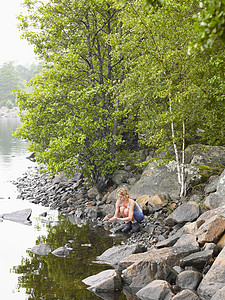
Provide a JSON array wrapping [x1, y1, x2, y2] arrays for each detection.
[[108, 200, 120, 222]]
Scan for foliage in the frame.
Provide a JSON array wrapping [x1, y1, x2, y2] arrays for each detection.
[[113, 0, 225, 196], [192, 0, 225, 50], [15, 0, 225, 194], [15, 0, 139, 189], [137, 0, 225, 49], [0, 61, 42, 107]]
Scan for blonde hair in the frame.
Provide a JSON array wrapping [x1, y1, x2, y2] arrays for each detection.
[[117, 188, 129, 200]]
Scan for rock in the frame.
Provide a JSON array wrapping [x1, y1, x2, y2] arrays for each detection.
[[197, 246, 225, 300], [197, 206, 225, 222], [180, 249, 214, 269], [87, 187, 99, 199], [204, 175, 220, 194], [171, 289, 200, 300], [204, 169, 225, 209], [155, 227, 186, 249], [165, 202, 201, 227], [182, 220, 205, 235], [176, 270, 202, 290], [217, 232, 225, 250], [211, 286, 225, 300], [2, 208, 32, 225], [136, 280, 174, 300], [112, 170, 129, 185], [51, 244, 73, 257], [129, 162, 181, 200], [29, 243, 52, 255], [185, 144, 225, 166], [136, 194, 150, 207], [97, 243, 147, 268], [82, 269, 122, 293], [119, 234, 199, 292], [195, 214, 225, 245], [150, 194, 168, 207]]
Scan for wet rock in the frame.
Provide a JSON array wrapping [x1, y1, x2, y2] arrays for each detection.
[[29, 243, 52, 255], [136, 280, 174, 300], [97, 243, 147, 268], [2, 208, 32, 225], [82, 269, 122, 293], [197, 246, 225, 300]]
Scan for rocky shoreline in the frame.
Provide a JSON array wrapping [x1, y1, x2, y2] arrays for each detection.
[[12, 144, 225, 299]]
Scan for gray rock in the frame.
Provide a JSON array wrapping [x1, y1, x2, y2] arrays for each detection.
[[211, 286, 225, 300], [185, 144, 225, 166], [197, 246, 225, 300], [112, 170, 130, 185], [129, 162, 181, 200], [204, 175, 220, 194], [136, 280, 174, 300], [205, 169, 225, 209], [97, 243, 147, 268], [165, 202, 200, 227], [176, 270, 202, 290], [82, 269, 122, 293], [2, 208, 32, 225], [29, 243, 52, 255], [180, 250, 214, 269], [120, 235, 199, 292], [155, 227, 185, 248]]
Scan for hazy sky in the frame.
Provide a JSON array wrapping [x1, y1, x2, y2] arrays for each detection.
[[0, 0, 37, 66]]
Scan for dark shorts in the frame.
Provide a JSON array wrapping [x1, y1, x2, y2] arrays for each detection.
[[134, 210, 144, 223]]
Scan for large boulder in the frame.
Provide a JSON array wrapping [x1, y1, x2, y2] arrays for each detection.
[[204, 169, 225, 209], [197, 246, 225, 300], [165, 202, 201, 227], [129, 162, 181, 200], [119, 234, 199, 292], [97, 244, 147, 268]]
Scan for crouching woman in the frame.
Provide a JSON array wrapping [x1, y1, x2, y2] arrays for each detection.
[[108, 188, 144, 233]]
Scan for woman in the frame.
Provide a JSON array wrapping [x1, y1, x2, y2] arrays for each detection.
[[109, 188, 144, 233]]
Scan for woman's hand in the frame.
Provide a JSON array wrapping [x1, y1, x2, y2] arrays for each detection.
[[108, 216, 117, 222]]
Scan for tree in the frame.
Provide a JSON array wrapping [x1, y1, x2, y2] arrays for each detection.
[[15, 0, 138, 190], [0, 62, 20, 107], [114, 0, 225, 196]]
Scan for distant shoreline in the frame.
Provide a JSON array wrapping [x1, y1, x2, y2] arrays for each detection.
[[0, 106, 19, 118]]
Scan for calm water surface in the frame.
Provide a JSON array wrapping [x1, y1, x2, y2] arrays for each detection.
[[0, 118, 126, 300]]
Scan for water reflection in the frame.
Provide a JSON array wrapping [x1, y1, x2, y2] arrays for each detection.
[[0, 118, 26, 158], [12, 216, 126, 299]]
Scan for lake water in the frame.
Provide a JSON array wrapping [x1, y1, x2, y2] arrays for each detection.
[[0, 118, 126, 300]]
